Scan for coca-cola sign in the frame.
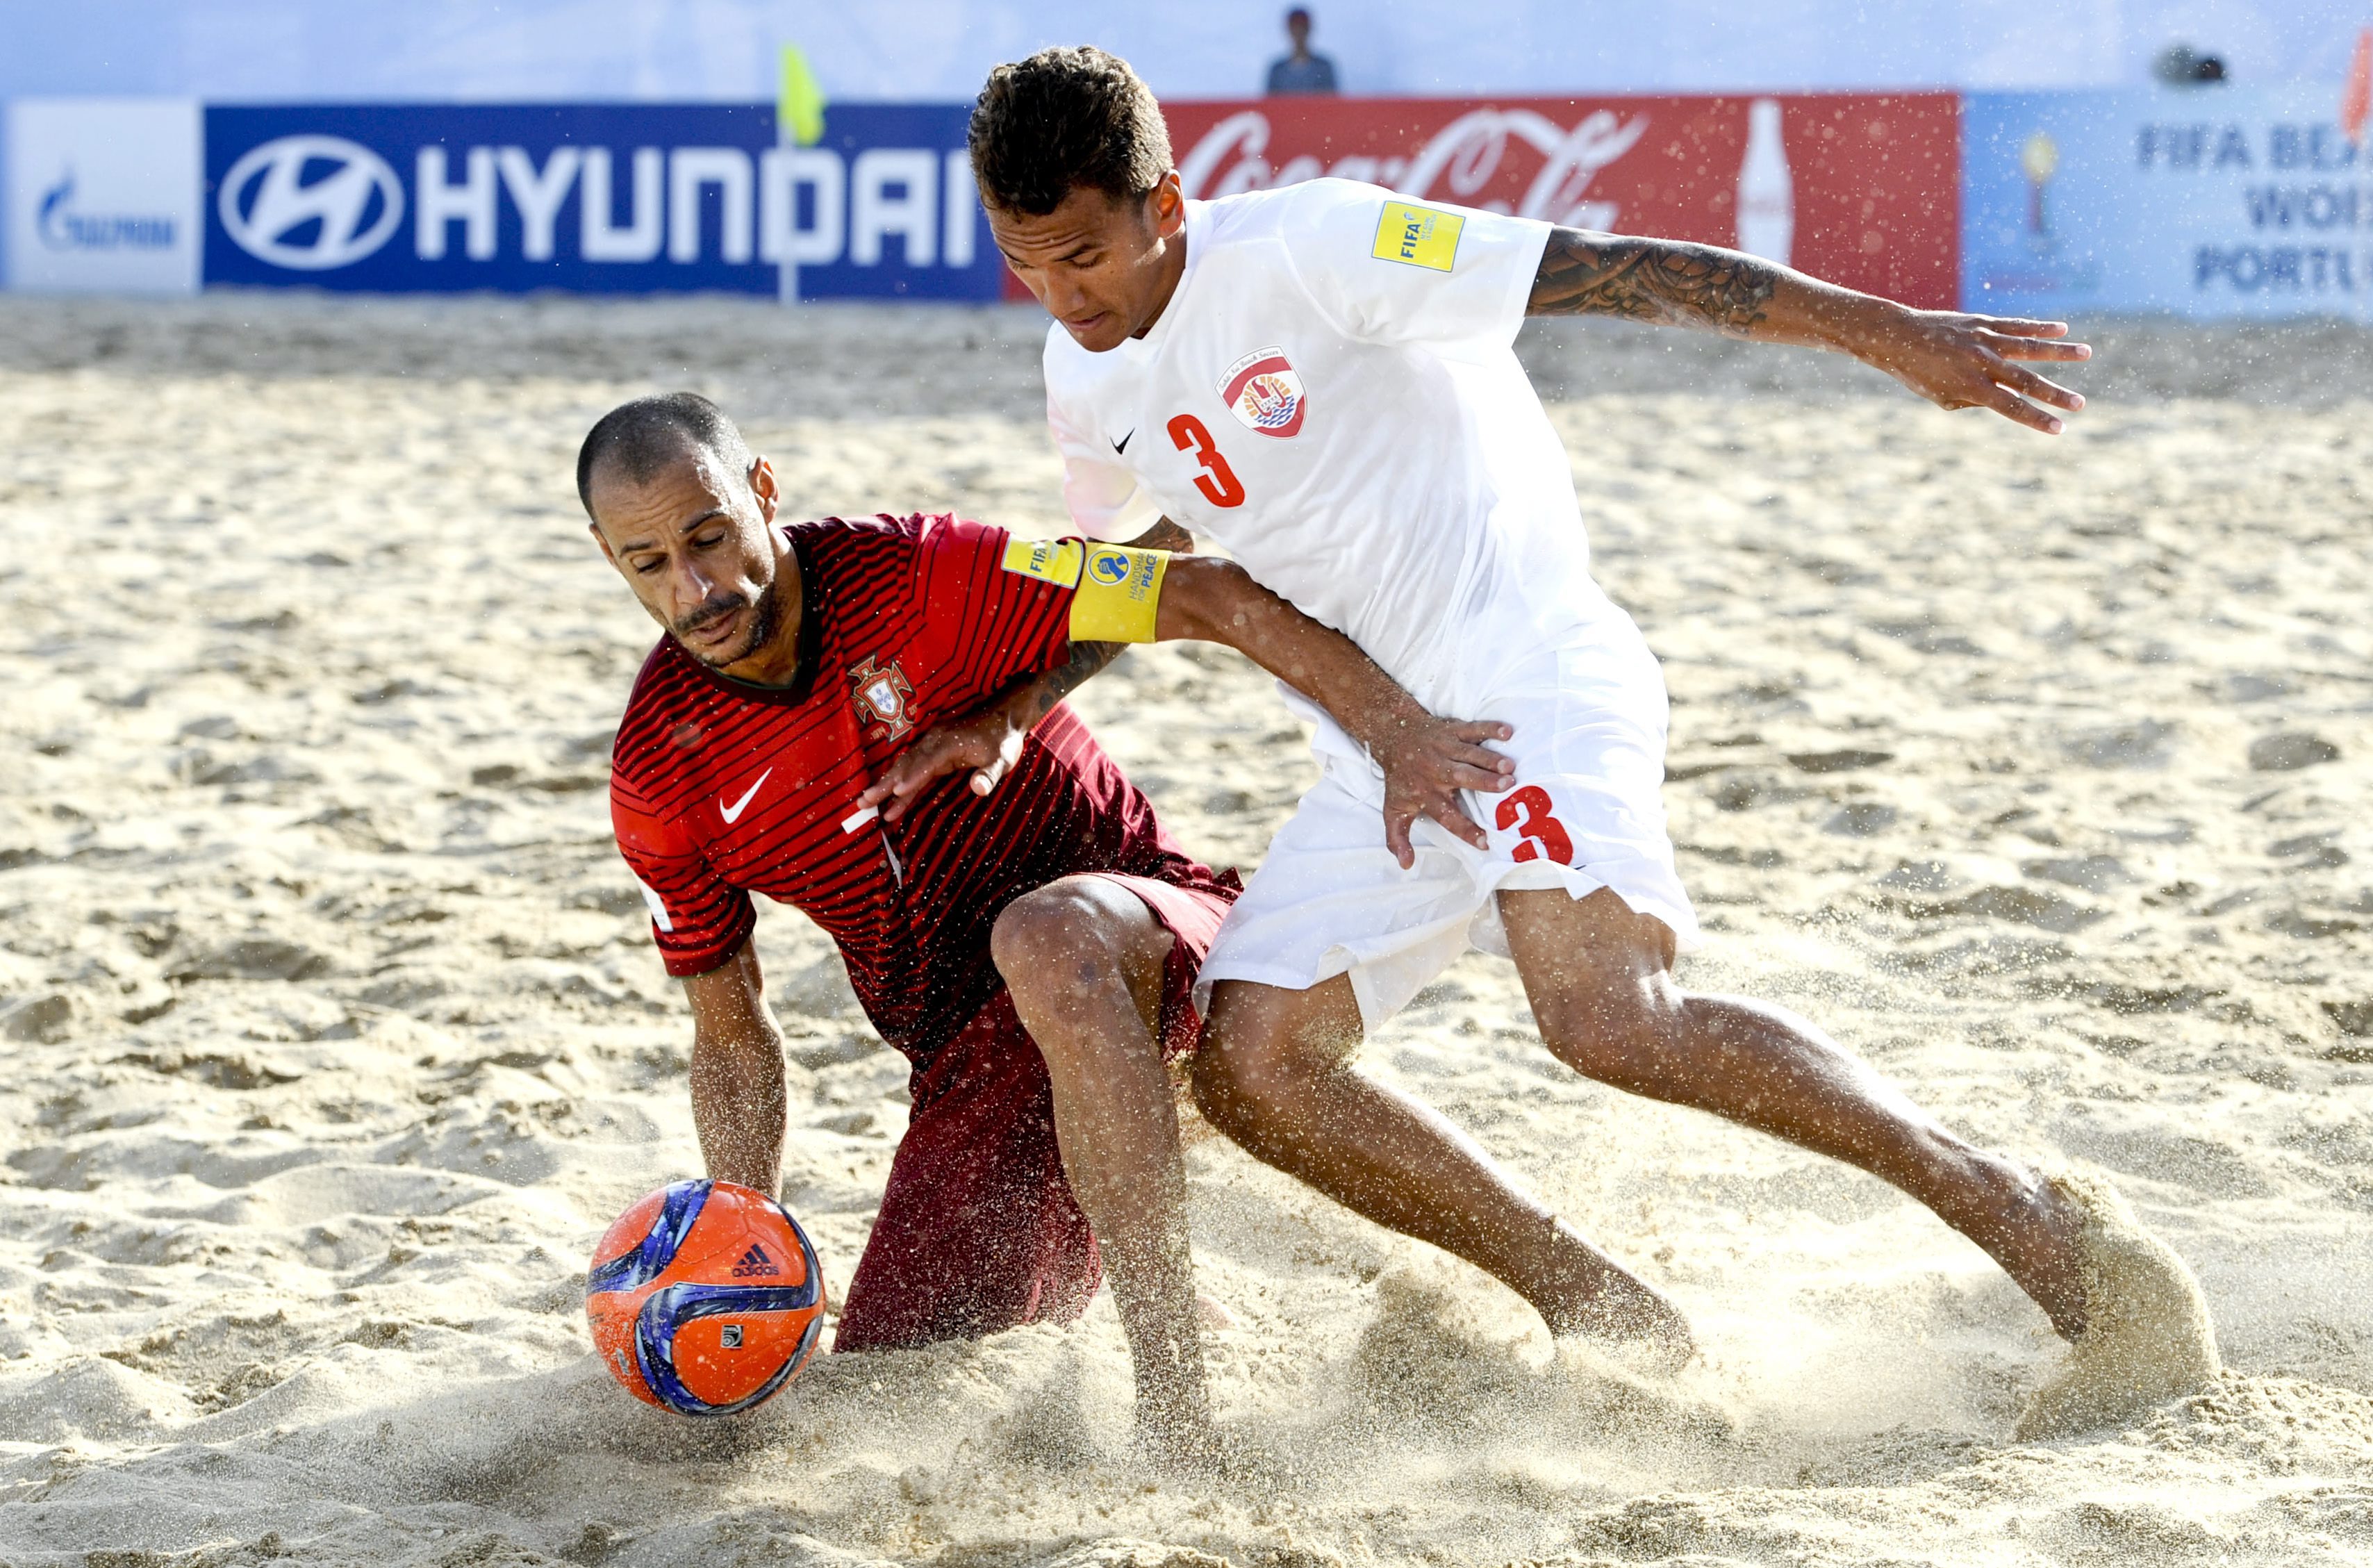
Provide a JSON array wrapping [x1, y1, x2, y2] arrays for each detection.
[[1179, 105, 1654, 232], [1092, 92, 1960, 309]]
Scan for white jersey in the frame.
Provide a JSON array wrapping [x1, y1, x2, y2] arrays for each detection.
[[1045, 178, 1698, 1026], [1044, 179, 1611, 717]]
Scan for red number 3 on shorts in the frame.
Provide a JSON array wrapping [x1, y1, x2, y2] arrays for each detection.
[[1167, 414, 1246, 509], [1495, 785, 1574, 866]]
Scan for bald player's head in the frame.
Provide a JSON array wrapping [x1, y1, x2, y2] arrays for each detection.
[[576, 392, 753, 520], [579, 393, 795, 677]]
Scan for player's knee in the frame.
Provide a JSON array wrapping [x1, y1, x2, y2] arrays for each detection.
[[992, 881, 1123, 1002]]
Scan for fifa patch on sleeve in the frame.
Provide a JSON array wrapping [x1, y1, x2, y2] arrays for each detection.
[[1000, 537, 1084, 588], [1068, 545, 1168, 645], [1371, 201, 1464, 272]]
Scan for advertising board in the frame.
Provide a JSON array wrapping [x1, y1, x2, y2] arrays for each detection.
[[204, 104, 777, 295], [42, 87, 2373, 319], [1965, 88, 2373, 320], [788, 104, 995, 300], [1141, 92, 1962, 308], [201, 102, 993, 299], [4, 99, 202, 294]]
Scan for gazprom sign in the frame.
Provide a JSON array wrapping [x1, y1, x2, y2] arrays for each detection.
[[201, 103, 995, 299]]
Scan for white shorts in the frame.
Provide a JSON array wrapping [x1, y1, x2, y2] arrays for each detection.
[[1198, 597, 1699, 1032]]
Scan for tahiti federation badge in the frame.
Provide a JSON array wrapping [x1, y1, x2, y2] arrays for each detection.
[[1218, 346, 1307, 438]]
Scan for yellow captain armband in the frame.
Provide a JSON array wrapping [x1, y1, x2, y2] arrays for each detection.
[[1068, 543, 1171, 644], [1000, 536, 1084, 587]]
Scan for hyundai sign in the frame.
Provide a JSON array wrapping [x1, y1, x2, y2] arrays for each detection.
[[201, 103, 997, 299]]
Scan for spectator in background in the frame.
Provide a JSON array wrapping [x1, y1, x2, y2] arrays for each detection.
[[1266, 8, 1338, 96], [2153, 43, 2229, 85]]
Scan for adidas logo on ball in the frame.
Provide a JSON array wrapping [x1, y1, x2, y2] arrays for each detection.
[[730, 1243, 780, 1278]]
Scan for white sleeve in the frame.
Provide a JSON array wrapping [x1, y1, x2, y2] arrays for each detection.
[[1278, 179, 1549, 358], [1045, 384, 1161, 544]]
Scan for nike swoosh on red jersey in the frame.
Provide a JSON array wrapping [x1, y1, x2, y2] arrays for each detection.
[[719, 768, 772, 823]]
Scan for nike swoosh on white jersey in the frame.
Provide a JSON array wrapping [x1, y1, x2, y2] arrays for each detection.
[[718, 769, 772, 823]]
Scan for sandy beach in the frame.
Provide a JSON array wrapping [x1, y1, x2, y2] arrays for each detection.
[[1, 292, 2371, 1566]]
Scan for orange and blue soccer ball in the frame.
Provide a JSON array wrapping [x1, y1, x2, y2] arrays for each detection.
[[585, 1179, 825, 1416]]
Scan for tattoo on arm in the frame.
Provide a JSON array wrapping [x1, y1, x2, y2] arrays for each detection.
[[1528, 229, 1780, 336], [1125, 516, 1195, 554], [1007, 639, 1123, 727]]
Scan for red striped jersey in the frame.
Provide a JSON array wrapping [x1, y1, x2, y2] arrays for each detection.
[[609, 513, 1230, 1061]]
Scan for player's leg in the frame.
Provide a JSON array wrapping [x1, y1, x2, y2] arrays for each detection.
[[1194, 975, 1692, 1356], [992, 875, 1209, 1453], [834, 995, 1100, 1353], [1498, 884, 2090, 1338]]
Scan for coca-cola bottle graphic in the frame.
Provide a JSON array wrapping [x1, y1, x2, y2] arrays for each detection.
[[2021, 131, 2060, 251], [1735, 98, 1794, 265], [2342, 28, 2371, 147]]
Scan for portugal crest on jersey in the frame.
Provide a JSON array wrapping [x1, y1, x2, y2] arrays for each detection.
[[848, 657, 915, 743], [1219, 345, 1307, 438]]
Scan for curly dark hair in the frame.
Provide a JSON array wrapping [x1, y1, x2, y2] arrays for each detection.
[[968, 46, 1173, 216]]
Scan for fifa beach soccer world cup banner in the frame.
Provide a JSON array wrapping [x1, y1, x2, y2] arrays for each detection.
[[1965, 88, 2373, 320], [1156, 93, 1962, 308], [200, 103, 993, 299]]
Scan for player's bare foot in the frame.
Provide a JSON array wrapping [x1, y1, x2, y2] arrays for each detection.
[[1537, 1269, 1697, 1373], [1498, 1213, 1697, 1371], [2015, 1169, 2219, 1439], [1960, 1153, 2092, 1342]]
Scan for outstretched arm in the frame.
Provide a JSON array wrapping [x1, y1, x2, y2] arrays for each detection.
[[1155, 556, 1514, 867], [1528, 229, 2092, 434], [863, 532, 1516, 864]]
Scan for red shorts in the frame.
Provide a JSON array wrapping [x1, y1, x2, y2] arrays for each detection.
[[832, 873, 1234, 1354]]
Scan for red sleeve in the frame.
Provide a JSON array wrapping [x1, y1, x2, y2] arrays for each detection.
[[905, 514, 1078, 708], [611, 770, 755, 978]]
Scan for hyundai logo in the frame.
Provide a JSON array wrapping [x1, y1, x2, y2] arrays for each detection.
[[217, 135, 404, 270]]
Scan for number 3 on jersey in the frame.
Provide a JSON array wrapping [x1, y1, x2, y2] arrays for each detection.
[[1166, 414, 1246, 509], [1494, 785, 1574, 866]]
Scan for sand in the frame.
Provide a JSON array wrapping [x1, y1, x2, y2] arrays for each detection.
[[1, 292, 2371, 1566]]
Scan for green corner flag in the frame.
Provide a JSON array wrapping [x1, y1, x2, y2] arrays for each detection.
[[779, 44, 826, 147]]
